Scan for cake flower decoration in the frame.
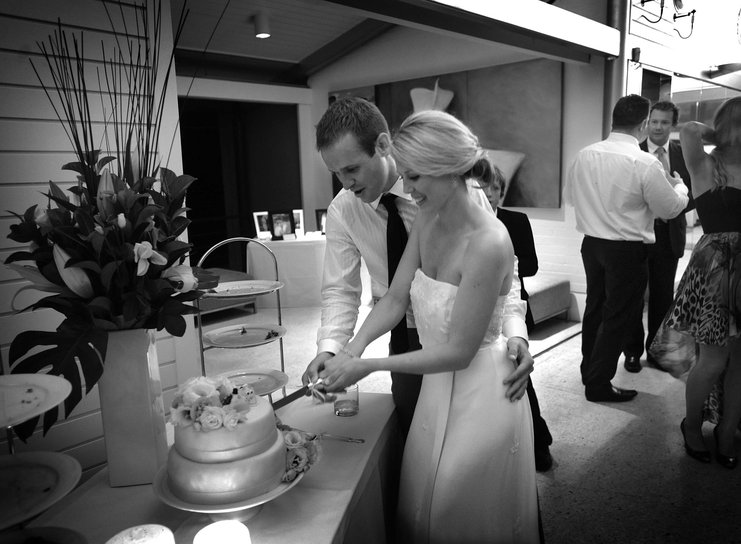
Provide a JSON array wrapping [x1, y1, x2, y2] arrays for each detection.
[[170, 376, 256, 432]]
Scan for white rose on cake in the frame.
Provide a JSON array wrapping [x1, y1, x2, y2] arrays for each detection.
[[169, 376, 253, 431]]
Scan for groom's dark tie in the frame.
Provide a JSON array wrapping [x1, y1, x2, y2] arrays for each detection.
[[380, 193, 409, 354]]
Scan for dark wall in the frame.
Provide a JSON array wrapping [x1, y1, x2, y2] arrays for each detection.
[[179, 98, 301, 268], [374, 59, 563, 208]]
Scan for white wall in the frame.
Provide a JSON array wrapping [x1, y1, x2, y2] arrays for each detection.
[[0, 0, 200, 474], [309, 25, 609, 320]]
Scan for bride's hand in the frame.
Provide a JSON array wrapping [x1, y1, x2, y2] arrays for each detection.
[[319, 351, 368, 392], [503, 337, 533, 401]]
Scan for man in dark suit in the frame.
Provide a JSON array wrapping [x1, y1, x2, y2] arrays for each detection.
[[485, 165, 554, 472], [623, 100, 693, 372]]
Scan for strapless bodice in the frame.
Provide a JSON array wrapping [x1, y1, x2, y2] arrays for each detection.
[[695, 186, 741, 233], [409, 269, 505, 348]]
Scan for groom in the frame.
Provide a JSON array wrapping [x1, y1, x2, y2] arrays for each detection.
[[301, 97, 538, 445]]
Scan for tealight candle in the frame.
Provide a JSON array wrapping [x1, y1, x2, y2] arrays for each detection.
[[193, 520, 251, 544], [104, 524, 175, 544]]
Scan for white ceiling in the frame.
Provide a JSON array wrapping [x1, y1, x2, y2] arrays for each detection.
[[170, 0, 365, 64]]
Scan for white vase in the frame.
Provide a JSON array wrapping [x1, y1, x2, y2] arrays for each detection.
[[97, 329, 168, 487]]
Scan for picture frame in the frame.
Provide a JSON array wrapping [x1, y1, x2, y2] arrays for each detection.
[[315, 209, 328, 234], [253, 211, 271, 239], [268, 210, 295, 241], [292, 209, 304, 235]]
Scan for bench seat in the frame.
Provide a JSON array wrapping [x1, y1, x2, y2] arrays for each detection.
[[527, 274, 571, 325]]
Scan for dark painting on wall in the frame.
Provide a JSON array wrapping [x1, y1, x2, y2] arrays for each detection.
[[370, 58, 563, 208]]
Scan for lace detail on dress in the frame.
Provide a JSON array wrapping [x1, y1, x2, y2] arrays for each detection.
[[410, 269, 505, 348]]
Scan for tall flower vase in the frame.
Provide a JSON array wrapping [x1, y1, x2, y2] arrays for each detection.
[[97, 329, 169, 487]]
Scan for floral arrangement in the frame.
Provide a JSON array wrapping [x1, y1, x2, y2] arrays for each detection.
[[277, 420, 322, 483], [170, 376, 257, 432], [4, 1, 214, 441]]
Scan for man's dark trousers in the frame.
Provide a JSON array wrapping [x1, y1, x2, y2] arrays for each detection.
[[389, 328, 422, 439], [581, 236, 648, 388], [624, 221, 679, 357]]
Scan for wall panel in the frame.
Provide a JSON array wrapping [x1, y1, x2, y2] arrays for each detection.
[[0, 0, 198, 473]]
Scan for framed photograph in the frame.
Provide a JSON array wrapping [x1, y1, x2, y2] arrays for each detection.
[[253, 211, 271, 239], [268, 210, 295, 241], [292, 209, 304, 234], [315, 209, 328, 234]]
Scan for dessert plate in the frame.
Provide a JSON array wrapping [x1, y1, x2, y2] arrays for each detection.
[[203, 324, 286, 349], [0, 374, 72, 428], [153, 467, 303, 521], [227, 369, 289, 396], [206, 280, 283, 298], [0, 451, 82, 530]]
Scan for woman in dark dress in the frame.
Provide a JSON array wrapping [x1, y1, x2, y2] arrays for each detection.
[[650, 97, 741, 468]]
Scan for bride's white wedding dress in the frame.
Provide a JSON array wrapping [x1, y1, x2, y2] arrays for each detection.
[[397, 269, 539, 543]]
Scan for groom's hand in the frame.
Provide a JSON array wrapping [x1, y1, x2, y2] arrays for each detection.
[[503, 336, 533, 401], [302, 352, 333, 387]]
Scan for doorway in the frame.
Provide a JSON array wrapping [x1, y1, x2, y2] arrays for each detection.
[[179, 98, 302, 269]]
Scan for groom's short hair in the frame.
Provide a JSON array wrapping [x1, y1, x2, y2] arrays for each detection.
[[316, 97, 389, 157]]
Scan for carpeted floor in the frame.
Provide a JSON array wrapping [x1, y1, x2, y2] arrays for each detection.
[[201, 305, 741, 543]]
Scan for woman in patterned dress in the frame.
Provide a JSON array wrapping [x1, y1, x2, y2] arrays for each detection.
[[650, 97, 741, 468]]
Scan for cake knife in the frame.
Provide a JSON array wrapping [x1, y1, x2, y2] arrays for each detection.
[[272, 385, 309, 410]]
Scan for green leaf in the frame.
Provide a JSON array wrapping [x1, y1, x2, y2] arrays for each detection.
[[97, 156, 116, 171], [62, 161, 86, 175], [9, 324, 107, 440], [48, 180, 69, 203], [165, 172, 196, 200]]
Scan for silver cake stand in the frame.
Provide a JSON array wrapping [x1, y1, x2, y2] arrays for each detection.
[[153, 467, 304, 523]]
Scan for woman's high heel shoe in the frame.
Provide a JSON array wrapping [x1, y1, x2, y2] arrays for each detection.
[[681, 419, 711, 463], [713, 426, 738, 470]]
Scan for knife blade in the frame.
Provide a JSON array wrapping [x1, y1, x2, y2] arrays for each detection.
[[272, 385, 309, 410]]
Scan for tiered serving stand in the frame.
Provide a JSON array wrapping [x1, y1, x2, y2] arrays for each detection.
[[0, 374, 82, 534], [195, 237, 289, 400], [153, 237, 297, 523]]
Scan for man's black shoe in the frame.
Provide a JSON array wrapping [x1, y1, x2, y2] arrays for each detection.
[[535, 446, 553, 472], [623, 355, 642, 373], [585, 384, 638, 403]]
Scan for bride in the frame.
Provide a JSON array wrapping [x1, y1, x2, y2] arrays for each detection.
[[317, 110, 539, 543]]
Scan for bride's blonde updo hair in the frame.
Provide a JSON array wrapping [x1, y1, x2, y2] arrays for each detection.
[[391, 110, 491, 185]]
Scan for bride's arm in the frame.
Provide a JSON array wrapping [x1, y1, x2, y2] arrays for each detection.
[[321, 225, 512, 390]]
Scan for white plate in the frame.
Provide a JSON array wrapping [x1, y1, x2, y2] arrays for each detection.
[[0, 374, 72, 428], [0, 451, 82, 530], [205, 280, 283, 298], [227, 369, 289, 396], [203, 324, 286, 349], [153, 467, 303, 514]]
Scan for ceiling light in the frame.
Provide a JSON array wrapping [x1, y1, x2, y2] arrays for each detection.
[[253, 12, 270, 39]]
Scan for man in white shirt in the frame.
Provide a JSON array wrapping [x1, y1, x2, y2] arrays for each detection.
[[302, 97, 534, 437], [565, 94, 689, 403]]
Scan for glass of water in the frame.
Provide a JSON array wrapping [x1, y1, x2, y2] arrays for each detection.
[[333, 383, 359, 416]]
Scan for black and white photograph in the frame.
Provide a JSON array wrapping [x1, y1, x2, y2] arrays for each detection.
[[2, 1, 737, 542]]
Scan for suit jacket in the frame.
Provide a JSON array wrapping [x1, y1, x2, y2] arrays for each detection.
[[640, 139, 694, 258], [497, 207, 538, 330]]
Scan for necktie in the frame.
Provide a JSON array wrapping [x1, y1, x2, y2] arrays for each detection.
[[655, 146, 670, 174], [380, 193, 409, 354]]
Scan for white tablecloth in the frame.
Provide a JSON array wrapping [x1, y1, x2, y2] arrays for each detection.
[[29, 393, 400, 544], [246, 237, 372, 309], [247, 238, 326, 308]]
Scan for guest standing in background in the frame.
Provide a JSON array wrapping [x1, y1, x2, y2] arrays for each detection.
[[650, 97, 741, 468], [301, 97, 534, 439], [318, 110, 540, 543], [484, 165, 554, 472], [623, 100, 693, 373], [565, 94, 689, 403]]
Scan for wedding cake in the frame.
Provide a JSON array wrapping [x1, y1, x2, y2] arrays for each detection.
[[166, 376, 285, 505]]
